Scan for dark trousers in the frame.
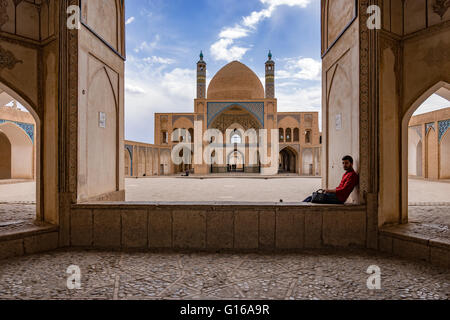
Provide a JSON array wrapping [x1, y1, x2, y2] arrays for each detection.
[[303, 193, 343, 205]]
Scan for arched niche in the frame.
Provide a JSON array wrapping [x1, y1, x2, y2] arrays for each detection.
[[85, 67, 118, 199], [0, 122, 34, 179], [440, 130, 450, 179], [400, 81, 450, 222], [0, 82, 41, 221]]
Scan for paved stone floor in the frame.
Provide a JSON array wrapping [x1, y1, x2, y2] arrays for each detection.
[[0, 203, 35, 233], [125, 177, 321, 202], [1, 178, 449, 203], [0, 179, 448, 234], [0, 249, 448, 300]]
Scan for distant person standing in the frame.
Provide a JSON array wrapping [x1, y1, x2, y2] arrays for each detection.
[[304, 155, 359, 204]]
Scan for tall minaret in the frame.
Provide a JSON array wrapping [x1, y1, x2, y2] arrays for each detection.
[[265, 50, 275, 99], [197, 51, 206, 99]]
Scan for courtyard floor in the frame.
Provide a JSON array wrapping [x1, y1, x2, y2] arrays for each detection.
[[1, 177, 449, 204], [0, 178, 448, 300], [0, 249, 448, 300], [0, 178, 449, 235]]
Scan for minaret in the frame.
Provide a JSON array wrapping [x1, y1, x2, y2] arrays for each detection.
[[197, 51, 206, 99], [265, 50, 275, 99]]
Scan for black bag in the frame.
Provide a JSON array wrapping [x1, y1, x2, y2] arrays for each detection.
[[311, 189, 327, 204]]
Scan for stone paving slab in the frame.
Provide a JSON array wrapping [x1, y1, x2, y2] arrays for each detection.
[[1, 178, 449, 203], [0, 204, 36, 234], [0, 249, 447, 300]]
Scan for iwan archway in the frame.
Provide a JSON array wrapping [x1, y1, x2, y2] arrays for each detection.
[[401, 81, 450, 221], [0, 82, 41, 222], [279, 147, 297, 174], [1, 0, 449, 269], [0, 122, 34, 179]]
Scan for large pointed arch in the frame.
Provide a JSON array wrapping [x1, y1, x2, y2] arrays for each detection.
[[401, 80, 450, 221], [0, 81, 41, 221]]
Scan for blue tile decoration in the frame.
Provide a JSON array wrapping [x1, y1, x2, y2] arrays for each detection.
[[0, 119, 35, 144], [438, 119, 450, 142], [207, 102, 264, 127], [425, 122, 435, 134]]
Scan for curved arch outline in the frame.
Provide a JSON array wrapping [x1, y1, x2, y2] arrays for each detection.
[[125, 147, 133, 176], [0, 82, 40, 124], [439, 129, 450, 179], [86, 64, 120, 192], [207, 102, 264, 128], [173, 116, 194, 130], [226, 149, 245, 165], [0, 81, 40, 220], [280, 145, 299, 157], [279, 146, 298, 173], [401, 80, 450, 221], [88, 66, 119, 111], [439, 120, 450, 142], [0, 121, 34, 144]]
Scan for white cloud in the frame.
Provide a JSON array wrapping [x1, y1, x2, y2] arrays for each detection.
[[126, 17, 135, 25], [277, 57, 321, 81], [210, 38, 250, 62], [414, 94, 450, 116], [261, 0, 310, 7], [277, 84, 323, 130], [242, 8, 273, 28], [134, 35, 160, 53], [125, 84, 145, 95], [277, 85, 321, 111], [219, 25, 250, 39], [125, 56, 196, 143], [210, 0, 311, 61], [162, 68, 197, 99], [143, 56, 176, 65]]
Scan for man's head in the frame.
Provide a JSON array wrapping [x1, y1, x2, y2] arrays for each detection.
[[342, 155, 354, 171]]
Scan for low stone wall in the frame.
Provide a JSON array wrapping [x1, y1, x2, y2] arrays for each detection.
[[0, 225, 59, 260], [69, 203, 368, 251], [379, 226, 450, 268], [0, 203, 368, 260]]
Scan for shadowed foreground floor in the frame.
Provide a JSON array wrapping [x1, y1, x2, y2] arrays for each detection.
[[0, 249, 448, 300]]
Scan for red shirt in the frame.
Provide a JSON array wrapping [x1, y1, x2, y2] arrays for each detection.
[[336, 169, 359, 203]]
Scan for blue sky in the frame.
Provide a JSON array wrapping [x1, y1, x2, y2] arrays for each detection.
[[124, 0, 322, 143], [123, 0, 449, 144]]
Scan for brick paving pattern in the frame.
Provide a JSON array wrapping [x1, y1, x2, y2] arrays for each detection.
[[0, 249, 448, 300]]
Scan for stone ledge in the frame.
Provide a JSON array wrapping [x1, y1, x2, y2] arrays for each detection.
[[379, 224, 450, 268], [379, 225, 432, 245], [0, 226, 60, 261], [0, 224, 58, 242], [68, 205, 367, 251], [73, 202, 366, 211], [429, 237, 450, 250]]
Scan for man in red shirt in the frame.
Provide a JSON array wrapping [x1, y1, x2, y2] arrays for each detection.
[[303, 155, 359, 204]]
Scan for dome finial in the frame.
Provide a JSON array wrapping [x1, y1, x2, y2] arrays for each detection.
[[268, 50, 272, 60], [200, 50, 204, 60]]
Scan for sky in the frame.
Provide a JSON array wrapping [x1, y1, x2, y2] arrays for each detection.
[[414, 95, 450, 116], [9, 0, 448, 139], [124, 0, 322, 144]]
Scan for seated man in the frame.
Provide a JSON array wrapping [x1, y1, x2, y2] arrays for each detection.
[[304, 155, 359, 204]]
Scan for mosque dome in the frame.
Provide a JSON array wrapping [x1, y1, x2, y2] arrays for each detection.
[[207, 61, 265, 100]]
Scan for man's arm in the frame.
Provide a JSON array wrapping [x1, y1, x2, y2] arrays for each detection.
[[336, 174, 359, 196], [325, 189, 336, 194]]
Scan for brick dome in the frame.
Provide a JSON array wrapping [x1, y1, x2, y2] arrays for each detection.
[[207, 61, 264, 100]]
